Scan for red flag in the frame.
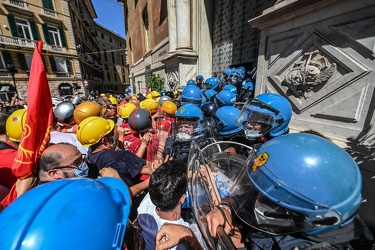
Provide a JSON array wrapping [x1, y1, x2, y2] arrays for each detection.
[[1, 41, 53, 207]]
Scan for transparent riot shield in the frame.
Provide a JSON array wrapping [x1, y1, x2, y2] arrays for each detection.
[[187, 140, 254, 249]]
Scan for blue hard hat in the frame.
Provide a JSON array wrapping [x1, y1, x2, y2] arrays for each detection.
[[200, 102, 219, 118], [213, 106, 242, 136], [0, 178, 131, 250], [187, 79, 196, 86], [232, 133, 362, 236], [235, 93, 292, 139], [215, 90, 236, 107], [204, 77, 220, 91], [223, 84, 238, 95], [181, 85, 203, 106]]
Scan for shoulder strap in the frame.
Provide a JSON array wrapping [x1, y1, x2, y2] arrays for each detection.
[[0, 141, 17, 151]]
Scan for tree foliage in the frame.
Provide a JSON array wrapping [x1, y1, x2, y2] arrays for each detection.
[[146, 73, 165, 92]]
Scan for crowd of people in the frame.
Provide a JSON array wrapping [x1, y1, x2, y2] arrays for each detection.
[[0, 67, 373, 249]]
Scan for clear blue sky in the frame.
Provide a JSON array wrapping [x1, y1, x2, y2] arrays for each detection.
[[91, 0, 126, 38]]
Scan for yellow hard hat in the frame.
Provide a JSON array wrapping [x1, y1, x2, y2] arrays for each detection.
[[173, 90, 178, 98], [74, 101, 101, 124], [140, 99, 157, 113], [6, 109, 27, 142], [151, 90, 160, 98], [76, 116, 115, 146], [161, 101, 177, 115], [132, 95, 137, 100], [109, 96, 118, 105], [100, 93, 106, 97], [146, 93, 152, 99], [121, 103, 137, 119]]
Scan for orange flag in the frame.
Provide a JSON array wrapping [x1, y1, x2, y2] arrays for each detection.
[[1, 40, 53, 207]]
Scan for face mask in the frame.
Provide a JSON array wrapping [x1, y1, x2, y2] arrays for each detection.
[[176, 132, 192, 141], [244, 129, 263, 139], [74, 162, 89, 177]]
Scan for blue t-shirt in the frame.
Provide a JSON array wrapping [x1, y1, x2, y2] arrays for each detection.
[[87, 148, 146, 186]]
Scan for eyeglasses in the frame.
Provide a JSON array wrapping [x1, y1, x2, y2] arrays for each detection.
[[53, 154, 86, 170]]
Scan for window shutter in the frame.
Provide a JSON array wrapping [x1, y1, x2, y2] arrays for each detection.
[[66, 59, 72, 73], [49, 56, 57, 72], [42, 24, 51, 44], [58, 28, 67, 47], [7, 15, 19, 37], [17, 53, 28, 70], [2, 51, 13, 66], [29, 20, 40, 40], [42, 0, 54, 10]]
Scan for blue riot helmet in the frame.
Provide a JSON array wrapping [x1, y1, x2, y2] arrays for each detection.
[[173, 104, 205, 143], [187, 79, 196, 86], [0, 178, 131, 249], [242, 79, 254, 91], [222, 84, 237, 95], [181, 85, 203, 106], [235, 93, 292, 139], [223, 68, 232, 77], [215, 90, 236, 107], [232, 69, 244, 84], [201, 102, 219, 118], [203, 89, 217, 102], [160, 89, 167, 96], [212, 106, 242, 137], [230, 133, 362, 236], [204, 77, 220, 91], [196, 74, 204, 82], [237, 66, 246, 75]]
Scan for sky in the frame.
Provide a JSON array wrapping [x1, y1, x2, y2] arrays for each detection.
[[91, 0, 126, 38]]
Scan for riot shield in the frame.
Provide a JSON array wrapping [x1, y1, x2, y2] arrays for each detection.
[[187, 140, 254, 249]]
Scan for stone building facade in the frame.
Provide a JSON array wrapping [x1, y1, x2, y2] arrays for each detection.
[[94, 22, 128, 94]]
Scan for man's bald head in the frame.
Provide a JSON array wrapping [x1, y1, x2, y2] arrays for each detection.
[[39, 143, 81, 171]]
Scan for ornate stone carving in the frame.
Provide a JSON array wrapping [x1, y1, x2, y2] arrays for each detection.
[[166, 69, 179, 90], [284, 50, 337, 98]]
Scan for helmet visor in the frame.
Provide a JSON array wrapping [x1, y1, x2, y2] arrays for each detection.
[[230, 152, 342, 235], [173, 118, 202, 142], [235, 99, 278, 138]]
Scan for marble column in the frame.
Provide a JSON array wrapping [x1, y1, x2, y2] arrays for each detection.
[[167, 0, 177, 52], [176, 0, 192, 50]]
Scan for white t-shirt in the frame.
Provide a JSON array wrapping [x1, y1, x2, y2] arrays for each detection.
[[137, 193, 207, 249]]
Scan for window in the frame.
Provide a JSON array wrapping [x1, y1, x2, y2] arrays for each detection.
[[112, 52, 115, 63], [15, 18, 32, 40], [48, 27, 61, 46], [142, 7, 151, 51], [107, 72, 110, 81], [101, 33, 104, 39], [103, 50, 107, 61], [49, 57, 72, 76], [110, 38, 112, 43], [42, 24, 66, 46]]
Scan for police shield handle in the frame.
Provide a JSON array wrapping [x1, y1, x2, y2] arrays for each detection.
[[217, 225, 237, 250], [199, 164, 221, 205]]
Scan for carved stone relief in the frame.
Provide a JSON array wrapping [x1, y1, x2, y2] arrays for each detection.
[[166, 68, 179, 91], [284, 50, 337, 99]]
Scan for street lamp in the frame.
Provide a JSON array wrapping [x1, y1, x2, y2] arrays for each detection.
[[6, 64, 18, 96]]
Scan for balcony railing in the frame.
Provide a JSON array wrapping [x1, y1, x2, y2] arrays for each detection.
[[0, 70, 12, 77], [42, 8, 57, 18], [0, 35, 44, 49], [49, 45, 67, 53], [0, 35, 69, 54], [7, 0, 28, 9]]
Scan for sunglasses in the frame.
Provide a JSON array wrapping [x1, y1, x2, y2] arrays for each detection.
[[53, 154, 86, 170]]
